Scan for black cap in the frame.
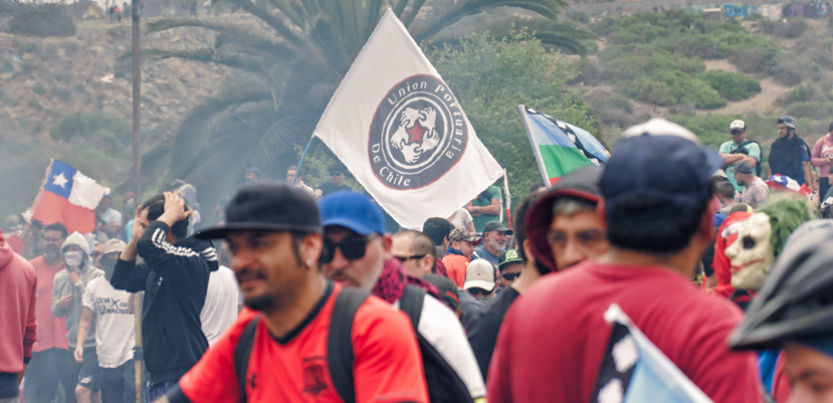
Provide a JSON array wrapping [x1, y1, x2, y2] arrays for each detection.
[[483, 221, 514, 235], [195, 181, 321, 239], [735, 160, 754, 175]]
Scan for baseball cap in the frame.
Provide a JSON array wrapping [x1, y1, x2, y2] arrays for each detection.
[[730, 119, 746, 134], [422, 274, 460, 311], [448, 228, 482, 246], [603, 119, 722, 220], [102, 239, 126, 255], [318, 191, 385, 236], [195, 181, 321, 239], [735, 160, 754, 175], [483, 221, 514, 235], [778, 116, 796, 130], [498, 249, 522, 269], [464, 259, 496, 290]]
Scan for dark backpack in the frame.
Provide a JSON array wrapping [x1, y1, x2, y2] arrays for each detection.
[[233, 285, 474, 403], [732, 140, 764, 176]]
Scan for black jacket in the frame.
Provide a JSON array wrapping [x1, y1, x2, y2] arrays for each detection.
[[110, 220, 218, 384]]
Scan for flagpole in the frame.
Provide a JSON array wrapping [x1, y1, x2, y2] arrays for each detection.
[[503, 159, 512, 229], [518, 105, 551, 188], [292, 136, 316, 186], [131, 0, 144, 400]]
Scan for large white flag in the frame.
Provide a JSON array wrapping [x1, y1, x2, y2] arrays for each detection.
[[312, 9, 503, 229]]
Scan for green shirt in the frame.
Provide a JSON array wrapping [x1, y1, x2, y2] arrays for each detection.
[[719, 140, 762, 192], [471, 185, 501, 233]]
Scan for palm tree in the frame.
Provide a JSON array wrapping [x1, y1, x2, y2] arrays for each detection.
[[142, 0, 596, 203]]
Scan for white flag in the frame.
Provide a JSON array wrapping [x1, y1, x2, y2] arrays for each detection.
[[312, 9, 503, 229]]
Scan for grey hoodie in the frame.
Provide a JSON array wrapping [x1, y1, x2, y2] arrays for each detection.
[[51, 232, 103, 349]]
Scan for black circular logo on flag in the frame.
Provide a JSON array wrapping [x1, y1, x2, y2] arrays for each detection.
[[369, 74, 468, 190]]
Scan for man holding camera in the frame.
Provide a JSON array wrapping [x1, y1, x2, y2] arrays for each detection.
[[719, 119, 762, 193]]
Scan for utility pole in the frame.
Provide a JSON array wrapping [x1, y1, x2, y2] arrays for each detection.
[[131, 0, 143, 401]]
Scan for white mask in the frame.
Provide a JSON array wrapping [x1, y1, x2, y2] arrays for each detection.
[[63, 251, 84, 269], [725, 213, 775, 291]]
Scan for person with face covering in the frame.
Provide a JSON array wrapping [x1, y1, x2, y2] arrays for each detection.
[[51, 232, 104, 403], [75, 239, 135, 403]]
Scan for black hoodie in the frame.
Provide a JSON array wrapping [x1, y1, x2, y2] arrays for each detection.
[[110, 220, 218, 384]]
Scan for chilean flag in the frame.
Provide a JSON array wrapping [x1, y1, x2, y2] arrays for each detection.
[[31, 160, 110, 234], [766, 174, 811, 196]]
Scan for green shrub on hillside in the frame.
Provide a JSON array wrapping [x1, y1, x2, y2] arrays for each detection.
[[785, 102, 833, 120], [698, 70, 762, 101], [50, 111, 131, 145], [760, 18, 807, 39], [618, 71, 726, 109], [6, 5, 75, 37]]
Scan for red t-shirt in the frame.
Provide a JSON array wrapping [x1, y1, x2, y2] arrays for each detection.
[[487, 261, 762, 403], [30, 256, 68, 352], [177, 283, 428, 403]]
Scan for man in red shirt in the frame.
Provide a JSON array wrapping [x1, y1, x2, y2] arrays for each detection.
[[157, 182, 428, 403], [488, 119, 764, 403], [24, 223, 79, 403]]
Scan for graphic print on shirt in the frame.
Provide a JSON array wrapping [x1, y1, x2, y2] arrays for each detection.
[[302, 356, 329, 396], [94, 296, 129, 316]]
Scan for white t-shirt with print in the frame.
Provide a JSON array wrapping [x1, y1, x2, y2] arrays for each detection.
[[200, 266, 242, 345], [82, 277, 135, 368]]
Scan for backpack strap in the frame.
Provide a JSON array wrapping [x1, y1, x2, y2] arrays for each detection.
[[399, 285, 426, 330], [234, 314, 261, 403], [328, 288, 370, 403]]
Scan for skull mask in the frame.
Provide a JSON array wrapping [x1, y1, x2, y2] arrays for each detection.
[[724, 213, 774, 291]]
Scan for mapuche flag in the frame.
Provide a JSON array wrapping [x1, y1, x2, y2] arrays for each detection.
[[591, 304, 714, 403], [519, 105, 609, 187], [312, 9, 503, 229], [31, 159, 110, 234]]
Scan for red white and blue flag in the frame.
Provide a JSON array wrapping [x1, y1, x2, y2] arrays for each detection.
[[766, 174, 811, 196], [31, 160, 110, 234]]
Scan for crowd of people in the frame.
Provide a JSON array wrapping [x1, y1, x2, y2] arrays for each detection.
[[3, 115, 833, 403]]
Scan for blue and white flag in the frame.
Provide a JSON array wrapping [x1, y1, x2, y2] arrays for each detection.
[[591, 304, 713, 403]]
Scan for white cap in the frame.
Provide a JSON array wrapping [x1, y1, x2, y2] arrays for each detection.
[[730, 119, 746, 132], [622, 118, 702, 146], [464, 259, 496, 290], [714, 169, 728, 179]]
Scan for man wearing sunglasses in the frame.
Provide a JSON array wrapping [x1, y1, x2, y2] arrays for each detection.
[[158, 182, 428, 403], [496, 249, 522, 288], [391, 230, 436, 278], [315, 162, 353, 200], [319, 191, 486, 403]]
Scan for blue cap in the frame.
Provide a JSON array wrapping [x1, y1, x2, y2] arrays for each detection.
[[778, 115, 796, 130], [601, 119, 723, 220], [318, 191, 385, 236]]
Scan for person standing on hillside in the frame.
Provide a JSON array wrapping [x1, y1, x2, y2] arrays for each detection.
[[769, 115, 814, 190], [719, 119, 762, 192], [811, 122, 833, 199], [466, 186, 501, 234]]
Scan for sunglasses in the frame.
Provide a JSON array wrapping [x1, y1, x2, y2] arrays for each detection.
[[467, 287, 494, 296], [501, 272, 521, 281], [329, 171, 342, 176], [394, 254, 426, 263], [320, 234, 378, 264]]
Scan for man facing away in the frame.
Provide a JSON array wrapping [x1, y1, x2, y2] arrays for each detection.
[[157, 182, 428, 403], [488, 119, 763, 403], [110, 193, 218, 401], [421, 217, 454, 278], [0, 228, 37, 403]]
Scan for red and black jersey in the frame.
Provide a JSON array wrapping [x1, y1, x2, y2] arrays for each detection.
[[171, 281, 428, 403]]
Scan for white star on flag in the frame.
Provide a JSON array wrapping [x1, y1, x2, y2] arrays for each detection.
[[53, 173, 68, 188]]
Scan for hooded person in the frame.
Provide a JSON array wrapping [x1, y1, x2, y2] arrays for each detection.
[[709, 195, 816, 310], [51, 232, 104, 401], [524, 165, 608, 273], [768, 115, 813, 189]]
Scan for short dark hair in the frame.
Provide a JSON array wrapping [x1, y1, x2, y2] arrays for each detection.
[[828, 121, 833, 133], [529, 182, 545, 193], [606, 192, 712, 254], [328, 162, 344, 172], [513, 193, 540, 264], [717, 181, 736, 201], [422, 217, 454, 246], [141, 194, 189, 239], [44, 222, 68, 238]]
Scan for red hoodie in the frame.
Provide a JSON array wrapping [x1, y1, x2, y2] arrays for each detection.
[[709, 212, 753, 299], [0, 228, 37, 374]]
